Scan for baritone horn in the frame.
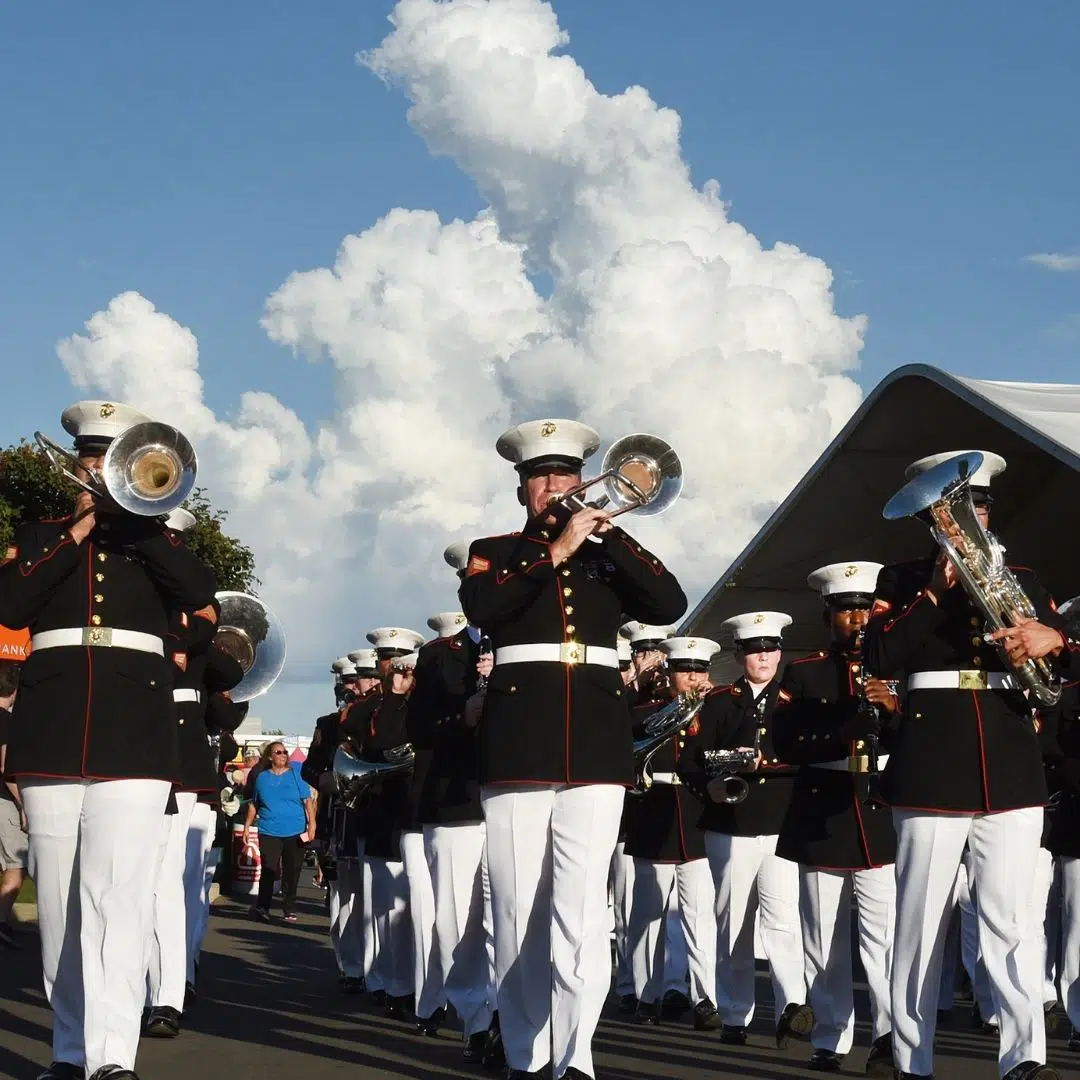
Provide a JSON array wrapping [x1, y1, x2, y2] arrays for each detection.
[[883, 451, 1060, 707], [214, 592, 287, 702], [34, 421, 197, 516], [333, 741, 415, 810], [548, 433, 683, 522]]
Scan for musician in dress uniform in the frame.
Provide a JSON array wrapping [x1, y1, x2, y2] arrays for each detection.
[[678, 611, 811, 1048], [866, 450, 1075, 1080], [460, 419, 686, 1080], [410, 608, 494, 1058], [772, 563, 897, 1076], [0, 401, 216, 1080], [626, 637, 720, 1031], [624, 622, 676, 707]]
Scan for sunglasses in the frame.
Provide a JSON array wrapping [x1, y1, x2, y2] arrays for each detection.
[[271, 749, 288, 756]]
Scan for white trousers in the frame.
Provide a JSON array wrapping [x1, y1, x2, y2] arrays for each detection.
[[368, 854, 412, 998], [629, 858, 716, 1007], [956, 852, 997, 1023], [329, 843, 365, 979], [148, 791, 197, 1010], [705, 831, 806, 1028], [23, 778, 171, 1073], [184, 801, 217, 985], [1032, 847, 1058, 1006], [359, 839, 382, 992], [1058, 855, 1080, 1027], [425, 822, 495, 1036], [609, 841, 636, 996], [401, 829, 444, 1017], [892, 808, 1046, 1077], [799, 865, 895, 1054], [663, 899, 690, 994], [481, 783, 624, 1079]]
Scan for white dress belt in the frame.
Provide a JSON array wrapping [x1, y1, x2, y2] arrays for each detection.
[[494, 643, 620, 669], [30, 627, 165, 657], [810, 754, 891, 773], [648, 771, 680, 786], [173, 688, 202, 704], [908, 670, 1018, 692]]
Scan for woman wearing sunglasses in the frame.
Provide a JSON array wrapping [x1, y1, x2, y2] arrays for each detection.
[[243, 742, 315, 922]]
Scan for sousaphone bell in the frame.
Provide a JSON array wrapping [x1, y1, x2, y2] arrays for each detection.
[[214, 591, 287, 702]]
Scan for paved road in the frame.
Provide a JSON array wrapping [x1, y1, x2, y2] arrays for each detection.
[[2, 881, 1078, 1080]]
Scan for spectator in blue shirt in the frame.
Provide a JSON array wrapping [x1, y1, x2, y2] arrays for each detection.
[[243, 742, 315, 922]]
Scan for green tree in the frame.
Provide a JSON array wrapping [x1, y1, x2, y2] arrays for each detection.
[[0, 443, 258, 593]]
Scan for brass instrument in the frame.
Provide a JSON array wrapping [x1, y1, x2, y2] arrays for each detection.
[[35, 421, 197, 516], [214, 592, 287, 702], [333, 741, 415, 810], [883, 451, 1060, 706], [701, 740, 759, 805], [630, 692, 706, 794]]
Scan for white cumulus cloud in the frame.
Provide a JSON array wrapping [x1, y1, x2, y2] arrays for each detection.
[[1026, 253, 1080, 272], [56, 0, 867, 731]]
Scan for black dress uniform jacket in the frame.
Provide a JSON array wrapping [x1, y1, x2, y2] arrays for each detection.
[[302, 708, 349, 847], [359, 691, 412, 860], [408, 629, 482, 826], [865, 558, 1066, 813], [0, 514, 217, 781], [624, 696, 705, 863], [1041, 680, 1080, 858], [678, 679, 795, 837], [460, 526, 686, 786], [168, 611, 245, 793], [772, 651, 897, 870]]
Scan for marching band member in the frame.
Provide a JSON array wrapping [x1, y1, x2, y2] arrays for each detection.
[[679, 611, 811, 1048], [866, 450, 1070, 1080], [460, 419, 686, 1080], [624, 622, 676, 707], [0, 401, 216, 1080], [410, 607, 493, 1059], [772, 563, 896, 1076], [626, 637, 720, 1031]]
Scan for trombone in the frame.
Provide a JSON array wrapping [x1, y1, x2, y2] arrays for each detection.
[[35, 421, 197, 517]]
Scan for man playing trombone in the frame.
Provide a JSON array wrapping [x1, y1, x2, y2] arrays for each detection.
[[460, 419, 686, 1080], [0, 401, 216, 1080]]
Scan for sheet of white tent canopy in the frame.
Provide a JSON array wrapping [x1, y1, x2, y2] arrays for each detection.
[[683, 364, 1080, 681]]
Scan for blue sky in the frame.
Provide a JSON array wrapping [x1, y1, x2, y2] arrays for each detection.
[[1, 1, 1077, 731]]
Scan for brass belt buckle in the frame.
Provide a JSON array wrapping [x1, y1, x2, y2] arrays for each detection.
[[958, 670, 988, 691], [82, 627, 113, 647], [848, 755, 870, 774], [560, 641, 583, 665]]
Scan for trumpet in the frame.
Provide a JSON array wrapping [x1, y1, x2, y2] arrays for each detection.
[[701, 744, 759, 804], [542, 433, 682, 531], [333, 741, 415, 810], [35, 422, 197, 516]]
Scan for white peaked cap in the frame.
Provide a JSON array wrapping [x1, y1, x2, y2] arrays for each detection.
[[905, 450, 1007, 489], [622, 622, 677, 648], [391, 651, 419, 671], [163, 507, 196, 533], [331, 656, 357, 677], [62, 400, 152, 445], [496, 419, 600, 469], [366, 627, 426, 653], [427, 611, 468, 638], [722, 611, 793, 643], [617, 637, 633, 664], [444, 541, 470, 571], [346, 648, 378, 673], [807, 561, 885, 599], [659, 637, 722, 667]]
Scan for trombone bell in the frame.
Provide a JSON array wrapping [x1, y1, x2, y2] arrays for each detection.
[[215, 592, 287, 702], [102, 422, 197, 516]]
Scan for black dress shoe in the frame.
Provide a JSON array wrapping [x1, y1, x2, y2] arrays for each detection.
[[720, 1024, 747, 1045], [482, 1018, 506, 1071], [864, 1033, 894, 1078], [562, 1070, 591, 1079], [808, 1049, 842, 1072], [340, 975, 364, 994], [970, 1001, 999, 1035], [385, 993, 412, 1020], [776, 1002, 814, 1047], [36, 1064, 84, 1080], [88, 1068, 139, 1080], [144, 1005, 181, 1038], [370, 988, 386, 1006], [635, 1000, 660, 1025], [692, 998, 721, 1031], [1001, 1064, 1060, 1080], [464, 1031, 488, 1063], [415, 1005, 446, 1036], [616, 992, 638, 1015], [661, 988, 690, 1018]]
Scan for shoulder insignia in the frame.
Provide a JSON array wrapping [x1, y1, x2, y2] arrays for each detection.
[[778, 688, 793, 703], [467, 555, 491, 577], [173, 652, 187, 671], [687, 716, 701, 737], [730, 684, 742, 696], [871, 598, 891, 616]]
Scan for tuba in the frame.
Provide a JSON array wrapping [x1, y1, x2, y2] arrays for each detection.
[[333, 741, 415, 810], [630, 692, 706, 794], [214, 592, 287, 702], [35, 421, 197, 516], [883, 451, 1060, 707], [544, 432, 682, 529]]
